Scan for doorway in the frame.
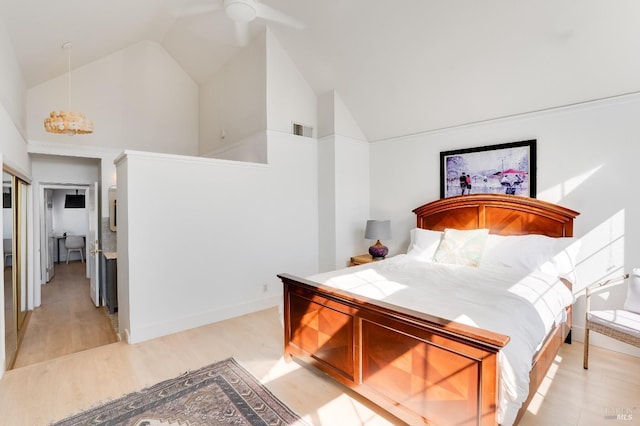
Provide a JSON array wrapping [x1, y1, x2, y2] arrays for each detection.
[[41, 185, 91, 282], [12, 181, 116, 368], [10, 154, 117, 368]]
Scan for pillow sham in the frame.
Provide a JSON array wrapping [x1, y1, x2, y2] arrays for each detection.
[[406, 228, 443, 262], [433, 228, 489, 267], [481, 233, 557, 271]]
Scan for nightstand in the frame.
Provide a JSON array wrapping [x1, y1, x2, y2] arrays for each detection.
[[349, 254, 380, 266]]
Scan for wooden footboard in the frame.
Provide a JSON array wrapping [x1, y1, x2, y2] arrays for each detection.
[[279, 273, 511, 425]]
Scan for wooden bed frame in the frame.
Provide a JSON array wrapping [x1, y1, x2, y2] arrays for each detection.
[[278, 194, 579, 425]]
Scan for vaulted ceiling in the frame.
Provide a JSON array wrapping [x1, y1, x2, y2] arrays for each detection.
[[2, 0, 640, 142]]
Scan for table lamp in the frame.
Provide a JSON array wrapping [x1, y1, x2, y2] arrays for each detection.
[[365, 219, 391, 259]]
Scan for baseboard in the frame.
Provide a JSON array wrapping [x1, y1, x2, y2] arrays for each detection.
[[127, 295, 280, 344]]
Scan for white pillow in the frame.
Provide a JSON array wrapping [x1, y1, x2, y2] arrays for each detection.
[[624, 268, 640, 314], [433, 228, 489, 267], [481, 233, 557, 271], [406, 228, 443, 262]]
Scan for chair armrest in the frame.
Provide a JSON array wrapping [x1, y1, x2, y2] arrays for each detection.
[[586, 273, 629, 294], [585, 273, 629, 312]]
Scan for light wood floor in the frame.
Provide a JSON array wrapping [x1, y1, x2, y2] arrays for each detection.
[[12, 261, 118, 368], [1, 293, 639, 425]]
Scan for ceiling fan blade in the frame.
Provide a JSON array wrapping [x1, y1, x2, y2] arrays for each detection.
[[234, 21, 250, 46], [254, 3, 305, 30], [168, 0, 223, 18]]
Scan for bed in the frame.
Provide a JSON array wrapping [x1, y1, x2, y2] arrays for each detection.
[[278, 194, 579, 425]]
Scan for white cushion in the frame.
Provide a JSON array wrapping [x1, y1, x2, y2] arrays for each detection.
[[624, 269, 640, 314], [587, 309, 640, 339], [406, 228, 443, 262], [481, 233, 557, 271], [433, 228, 489, 267]]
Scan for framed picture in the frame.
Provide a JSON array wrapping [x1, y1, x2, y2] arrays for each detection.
[[440, 139, 536, 198]]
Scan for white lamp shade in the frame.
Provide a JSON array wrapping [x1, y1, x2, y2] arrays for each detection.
[[364, 220, 391, 240]]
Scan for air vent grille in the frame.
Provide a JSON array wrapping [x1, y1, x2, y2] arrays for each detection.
[[292, 123, 313, 138]]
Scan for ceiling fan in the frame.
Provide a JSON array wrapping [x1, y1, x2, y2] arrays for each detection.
[[169, 0, 305, 46]]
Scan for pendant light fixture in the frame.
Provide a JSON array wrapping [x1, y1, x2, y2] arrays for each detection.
[[43, 42, 93, 135]]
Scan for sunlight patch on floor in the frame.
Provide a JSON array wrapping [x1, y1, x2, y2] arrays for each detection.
[[527, 354, 563, 415], [260, 357, 396, 425], [261, 356, 304, 382]]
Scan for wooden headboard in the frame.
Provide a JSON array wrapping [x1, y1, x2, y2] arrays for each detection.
[[413, 194, 579, 237]]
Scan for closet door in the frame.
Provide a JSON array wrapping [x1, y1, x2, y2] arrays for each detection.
[[3, 168, 29, 369], [3, 170, 16, 369], [15, 177, 27, 330]]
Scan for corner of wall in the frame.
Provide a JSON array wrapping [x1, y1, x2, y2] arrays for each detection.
[[199, 33, 267, 160], [265, 29, 317, 137]]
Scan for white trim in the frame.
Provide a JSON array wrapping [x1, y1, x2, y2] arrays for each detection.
[[127, 296, 280, 344], [371, 91, 640, 144], [114, 149, 270, 169], [27, 139, 121, 159]]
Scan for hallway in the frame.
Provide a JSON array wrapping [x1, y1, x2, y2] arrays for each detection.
[[12, 261, 118, 368]]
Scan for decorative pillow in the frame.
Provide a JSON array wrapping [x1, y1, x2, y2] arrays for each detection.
[[406, 228, 443, 262], [623, 268, 640, 314], [481, 233, 557, 271], [433, 228, 489, 267]]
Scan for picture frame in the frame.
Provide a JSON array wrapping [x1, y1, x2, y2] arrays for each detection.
[[440, 139, 536, 199]]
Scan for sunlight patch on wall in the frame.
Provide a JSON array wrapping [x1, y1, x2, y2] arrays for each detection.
[[538, 165, 602, 204], [574, 209, 625, 294]]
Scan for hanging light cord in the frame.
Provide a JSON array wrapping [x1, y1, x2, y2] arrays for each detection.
[[43, 41, 93, 134], [64, 42, 72, 112]]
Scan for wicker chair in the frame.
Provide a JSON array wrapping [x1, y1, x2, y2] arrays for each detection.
[[583, 272, 640, 369]]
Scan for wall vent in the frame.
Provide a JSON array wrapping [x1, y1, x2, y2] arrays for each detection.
[[292, 123, 313, 138]]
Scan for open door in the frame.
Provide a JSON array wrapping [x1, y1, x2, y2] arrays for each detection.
[[43, 188, 55, 282], [87, 182, 100, 307]]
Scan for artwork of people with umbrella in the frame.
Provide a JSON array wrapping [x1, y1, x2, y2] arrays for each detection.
[[441, 140, 536, 198]]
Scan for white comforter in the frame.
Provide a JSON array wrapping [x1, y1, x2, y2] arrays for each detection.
[[308, 255, 574, 426]]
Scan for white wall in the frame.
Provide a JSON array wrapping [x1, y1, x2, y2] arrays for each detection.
[[333, 135, 370, 267], [27, 41, 199, 157], [266, 30, 317, 137], [318, 91, 370, 271], [370, 93, 640, 356], [0, 18, 26, 140], [0, 101, 29, 177], [200, 29, 319, 163], [51, 190, 87, 234], [200, 131, 267, 163], [199, 34, 267, 160], [115, 132, 318, 343], [30, 154, 100, 186], [0, 18, 29, 177]]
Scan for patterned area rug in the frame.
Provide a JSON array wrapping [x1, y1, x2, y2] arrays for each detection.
[[52, 358, 307, 426]]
